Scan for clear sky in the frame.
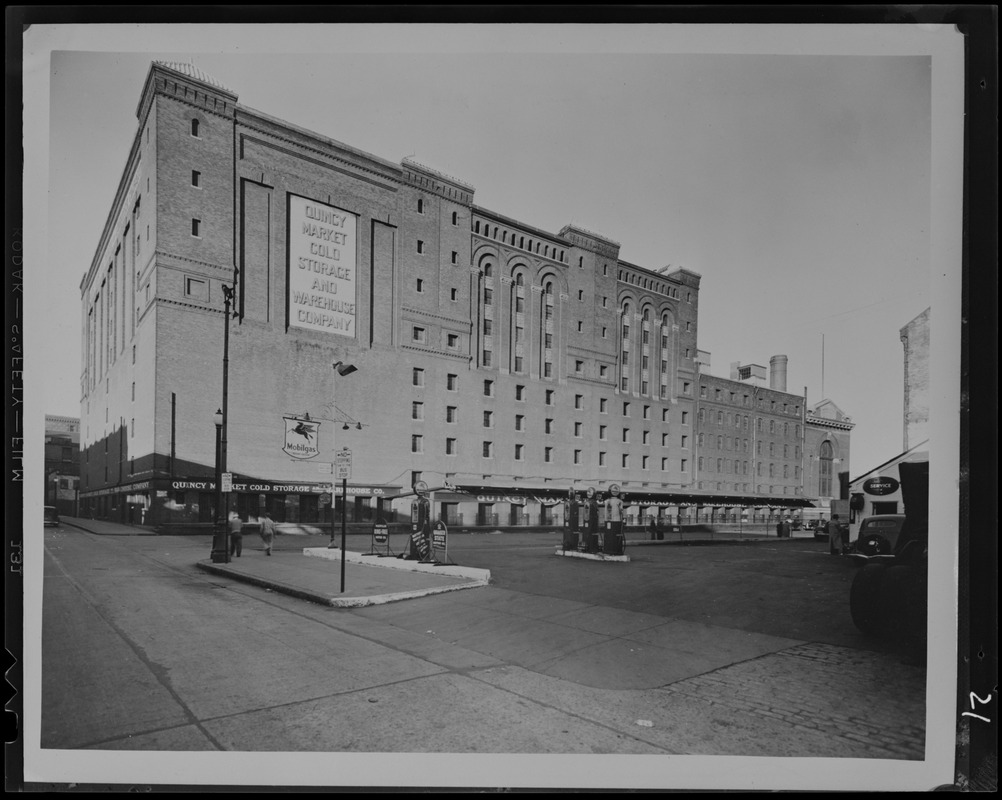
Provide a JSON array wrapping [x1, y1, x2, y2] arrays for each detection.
[[25, 23, 961, 477]]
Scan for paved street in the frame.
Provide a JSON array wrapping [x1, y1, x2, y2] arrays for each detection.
[[40, 522, 926, 768]]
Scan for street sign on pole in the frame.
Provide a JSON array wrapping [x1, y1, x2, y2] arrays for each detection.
[[221, 472, 233, 493], [335, 449, 352, 480]]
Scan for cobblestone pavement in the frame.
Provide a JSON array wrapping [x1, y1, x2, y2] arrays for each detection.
[[661, 642, 926, 759]]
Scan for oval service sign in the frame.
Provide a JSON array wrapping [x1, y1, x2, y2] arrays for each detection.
[[863, 476, 900, 496]]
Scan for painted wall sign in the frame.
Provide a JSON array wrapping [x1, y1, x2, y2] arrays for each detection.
[[863, 476, 900, 496], [288, 195, 357, 336], [283, 416, 321, 460]]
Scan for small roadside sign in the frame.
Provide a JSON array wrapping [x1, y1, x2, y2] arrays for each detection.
[[432, 520, 447, 550], [335, 449, 352, 480], [221, 472, 233, 493]]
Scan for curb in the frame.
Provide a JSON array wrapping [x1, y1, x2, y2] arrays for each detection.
[[195, 560, 489, 608], [303, 547, 492, 582]]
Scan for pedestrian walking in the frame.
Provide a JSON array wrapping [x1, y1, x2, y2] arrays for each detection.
[[259, 509, 276, 556], [228, 512, 244, 558], [827, 514, 845, 555]]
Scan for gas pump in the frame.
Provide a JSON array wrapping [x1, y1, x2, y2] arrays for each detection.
[[604, 484, 625, 555], [585, 488, 601, 553], [563, 489, 580, 551], [406, 480, 432, 561]]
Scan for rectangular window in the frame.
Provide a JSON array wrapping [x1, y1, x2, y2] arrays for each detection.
[[643, 405, 651, 420], [642, 430, 650, 444], [544, 447, 553, 463], [681, 435, 688, 448], [411, 435, 423, 453], [681, 458, 688, 472], [662, 432, 670, 446], [417, 240, 424, 253], [482, 350, 492, 366], [446, 406, 457, 423], [623, 402, 630, 416], [574, 394, 583, 409], [515, 414, 524, 431], [599, 452, 606, 467], [484, 379, 494, 397], [450, 288, 458, 301], [681, 411, 689, 424], [416, 278, 424, 292], [412, 326, 426, 343], [622, 428, 630, 443], [191, 170, 201, 187], [446, 438, 457, 455], [574, 450, 582, 465], [516, 385, 525, 401], [184, 276, 208, 300], [417, 198, 424, 213], [515, 443, 524, 461], [447, 373, 457, 391], [483, 410, 494, 428], [545, 419, 554, 434], [599, 425, 607, 440], [575, 359, 584, 373], [483, 441, 493, 458], [600, 365, 608, 377], [412, 402, 423, 420], [191, 218, 201, 237], [451, 251, 458, 264], [642, 455, 649, 470], [447, 333, 459, 349], [413, 368, 424, 386], [574, 422, 583, 437], [546, 390, 555, 405], [622, 454, 630, 469], [600, 398, 608, 413]]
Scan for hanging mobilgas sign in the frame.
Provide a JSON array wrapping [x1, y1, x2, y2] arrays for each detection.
[[283, 416, 321, 460]]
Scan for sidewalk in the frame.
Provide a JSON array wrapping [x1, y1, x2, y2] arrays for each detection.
[[59, 516, 489, 608], [58, 516, 809, 609]]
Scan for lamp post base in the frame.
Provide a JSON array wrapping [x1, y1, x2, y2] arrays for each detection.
[[211, 524, 229, 563]]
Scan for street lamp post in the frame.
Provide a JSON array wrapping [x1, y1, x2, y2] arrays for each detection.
[[210, 281, 236, 563], [330, 360, 358, 592], [210, 409, 228, 562]]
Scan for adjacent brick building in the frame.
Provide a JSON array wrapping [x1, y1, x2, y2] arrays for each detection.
[[79, 62, 841, 528]]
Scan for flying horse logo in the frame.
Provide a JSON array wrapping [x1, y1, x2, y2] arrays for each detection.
[[283, 417, 321, 459]]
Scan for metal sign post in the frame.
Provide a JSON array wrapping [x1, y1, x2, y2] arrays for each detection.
[[336, 448, 352, 593]]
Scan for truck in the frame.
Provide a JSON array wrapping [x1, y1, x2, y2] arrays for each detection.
[[847, 456, 929, 646]]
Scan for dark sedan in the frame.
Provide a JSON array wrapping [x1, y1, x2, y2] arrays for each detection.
[[849, 514, 906, 561]]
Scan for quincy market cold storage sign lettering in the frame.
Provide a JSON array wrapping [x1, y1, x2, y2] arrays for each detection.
[[288, 195, 357, 336]]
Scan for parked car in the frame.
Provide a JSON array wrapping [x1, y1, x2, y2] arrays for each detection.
[[44, 506, 60, 527], [848, 514, 907, 561], [812, 521, 829, 540], [848, 461, 928, 648]]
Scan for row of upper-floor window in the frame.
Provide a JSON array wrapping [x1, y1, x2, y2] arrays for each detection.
[[700, 384, 801, 416], [410, 435, 683, 470], [698, 457, 802, 479], [697, 434, 802, 458], [411, 368, 688, 420], [697, 409, 802, 438], [410, 402, 680, 443]]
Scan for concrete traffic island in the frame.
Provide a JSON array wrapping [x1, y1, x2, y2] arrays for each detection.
[[197, 548, 490, 609], [553, 548, 630, 563]]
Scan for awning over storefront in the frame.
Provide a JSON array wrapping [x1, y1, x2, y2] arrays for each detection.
[[448, 482, 817, 508]]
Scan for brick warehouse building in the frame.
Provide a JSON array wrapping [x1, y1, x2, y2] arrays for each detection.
[[79, 61, 832, 528]]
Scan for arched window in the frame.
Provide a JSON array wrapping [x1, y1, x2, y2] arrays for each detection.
[[190, 118, 200, 137], [541, 281, 555, 378], [819, 441, 834, 497]]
